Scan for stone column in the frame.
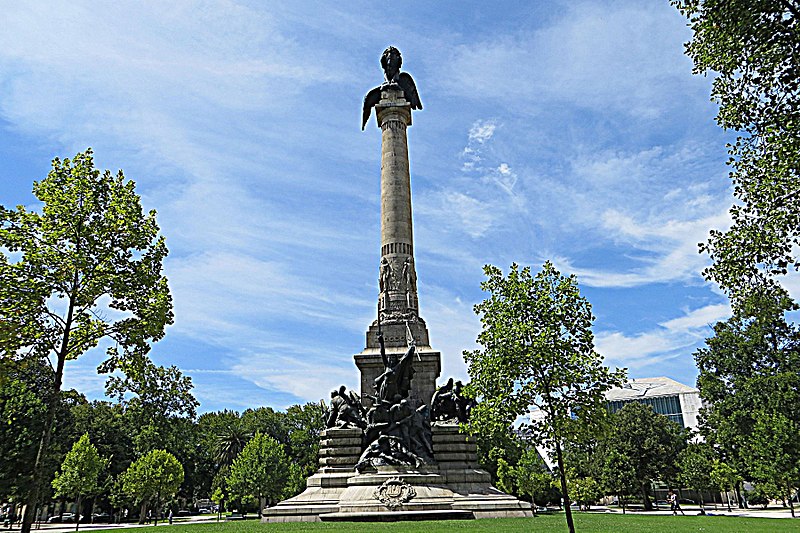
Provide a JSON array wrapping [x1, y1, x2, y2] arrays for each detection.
[[354, 86, 440, 406]]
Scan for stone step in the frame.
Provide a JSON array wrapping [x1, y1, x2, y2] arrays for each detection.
[[319, 456, 359, 467], [432, 433, 473, 443], [320, 437, 362, 448], [319, 446, 363, 457], [320, 428, 364, 438], [433, 443, 477, 453]]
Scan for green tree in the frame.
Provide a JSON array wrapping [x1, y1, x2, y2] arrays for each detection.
[[226, 432, 289, 515], [464, 262, 625, 533], [694, 288, 800, 505], [0, 358, 49, 502], [105, 360, 197, 455], [673, 0, 800, 300], [51, 434, 107, 531], [564, 469, 602, 511], [0, 149, 173, 533], [743, 411, 800, 517], [677, 442, 715, 509], [121, 449, 183, 525], [600, 449, 637, 514], [513, 448, 555, 513], [606, 403, 688, 510], [710, 459, 741, 512]]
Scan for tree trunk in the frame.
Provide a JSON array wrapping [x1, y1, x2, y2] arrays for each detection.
[[787, 485, 795, 518], [139, 502, 147, 525], [554, 441, 575, 533], [735, 481, 745, 508], [620, 492, 626, 514], [21, 287, 77, 533], [74, 496, 81, 532], [641, 483, 652, 511]]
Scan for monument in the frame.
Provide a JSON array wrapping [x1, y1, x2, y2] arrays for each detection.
[[261, 47, 532, 523]]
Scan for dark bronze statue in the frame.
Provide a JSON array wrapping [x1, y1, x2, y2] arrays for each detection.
[[361, 46, 422, 130], [431, 378, 474, 424], [326, 385, 366, 429], [374, 330, 416, 402]]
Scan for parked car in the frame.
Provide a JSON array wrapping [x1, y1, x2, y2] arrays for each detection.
[[92, 513, 112, 523], [197, 508, 211, 514], [678, 498, 695, 505], [49, 513, 82, 523]]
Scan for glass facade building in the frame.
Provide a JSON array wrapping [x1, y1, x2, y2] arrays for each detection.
[[607, 394, 685, 427]]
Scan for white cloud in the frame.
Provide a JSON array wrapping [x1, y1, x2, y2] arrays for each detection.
[[596, 302, 730, 371], [434, 2, 697, 119], [468, 120, 497, 144]]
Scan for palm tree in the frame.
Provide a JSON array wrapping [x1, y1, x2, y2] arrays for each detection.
[[215, 424, 251, 468]]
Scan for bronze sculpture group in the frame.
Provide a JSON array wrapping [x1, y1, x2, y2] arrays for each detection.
[[326, 327, 473, 472]]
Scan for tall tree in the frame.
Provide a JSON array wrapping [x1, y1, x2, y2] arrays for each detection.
[[743, 411, 800, 517], [0, 149, 173, 533], [51, 434, 107, 531], [694, 288, 800, 499], [121, 449, 183, 525], [605, 403, 688, 510], [464, 262, 625, 533], [226, 432, 289, 515], [673, 0, 800, 301], [105, 360, 197, 454]]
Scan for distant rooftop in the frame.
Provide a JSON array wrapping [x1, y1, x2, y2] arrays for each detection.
[[605, 376, 698, 402]]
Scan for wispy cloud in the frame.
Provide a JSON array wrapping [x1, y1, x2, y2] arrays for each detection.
[[596, 302, 730, 371]]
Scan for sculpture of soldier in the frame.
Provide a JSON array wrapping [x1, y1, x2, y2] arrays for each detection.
[[325, 385, 366, 429]]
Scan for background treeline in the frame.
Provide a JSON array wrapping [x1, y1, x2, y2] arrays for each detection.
[[0, 354, 324, 521]]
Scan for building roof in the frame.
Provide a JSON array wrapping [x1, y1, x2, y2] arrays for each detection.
[[605, 376, 698, 401]]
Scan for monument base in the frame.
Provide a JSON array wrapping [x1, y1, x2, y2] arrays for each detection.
[[261, 425, 533, 523]]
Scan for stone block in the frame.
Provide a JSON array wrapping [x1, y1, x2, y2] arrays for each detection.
[[320, 428, 363, 439], [320, 437, 362, 448], [319, 446, 362, 457], [318, 456, 359, 467]]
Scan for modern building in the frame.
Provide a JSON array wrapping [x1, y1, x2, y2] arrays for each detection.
[[605, 376, 701, 431]]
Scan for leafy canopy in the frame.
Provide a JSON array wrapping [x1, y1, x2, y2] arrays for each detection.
[[464, 261, 624, 533], [0, 148, 173, 365], [121, 449, 183, 504], [226, 432, 289, 509], [673, 0, 800, 300], [52, 433, 107, 500]]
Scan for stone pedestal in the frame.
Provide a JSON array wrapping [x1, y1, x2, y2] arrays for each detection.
[[261, 425, 532, 522]]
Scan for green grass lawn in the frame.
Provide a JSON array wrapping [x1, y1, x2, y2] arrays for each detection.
[[126, 513, 798, 533]]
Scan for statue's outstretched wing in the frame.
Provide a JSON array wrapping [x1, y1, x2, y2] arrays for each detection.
[[398, 72, 422, 110], [362, 86, 382, 130]]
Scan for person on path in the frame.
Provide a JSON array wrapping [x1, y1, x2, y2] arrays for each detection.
[[668, 490, 684, 515]]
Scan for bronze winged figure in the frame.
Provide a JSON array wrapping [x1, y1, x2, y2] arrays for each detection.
[[362, 46, 422, 130]]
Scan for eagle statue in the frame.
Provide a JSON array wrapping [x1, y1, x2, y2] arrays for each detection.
[[362, 46, 422, 130]]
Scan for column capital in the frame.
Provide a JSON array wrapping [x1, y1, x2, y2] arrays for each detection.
[[376, 88, 412, 128]]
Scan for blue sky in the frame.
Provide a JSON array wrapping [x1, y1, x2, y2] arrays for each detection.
[[2, 1, 780, 413]]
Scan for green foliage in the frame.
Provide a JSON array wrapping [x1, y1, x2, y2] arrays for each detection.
[[673, 0, 800, 300], [564, 469, 602, 511], [0, 148, 173, 365], [0, 360, 48, 500], [226, 432, 289, 511], [599, 449, 637, 511], [105, 360, 198, 454], [121, 449, 183, 506], [743, 411, 800, 516], [694, 288, 800, 498], [0, 149, 173, 531], [677, 442, 715, 506], [52, 434, 107, 501], [464, 262, 625, 533], [605, 403, 688, 510]]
